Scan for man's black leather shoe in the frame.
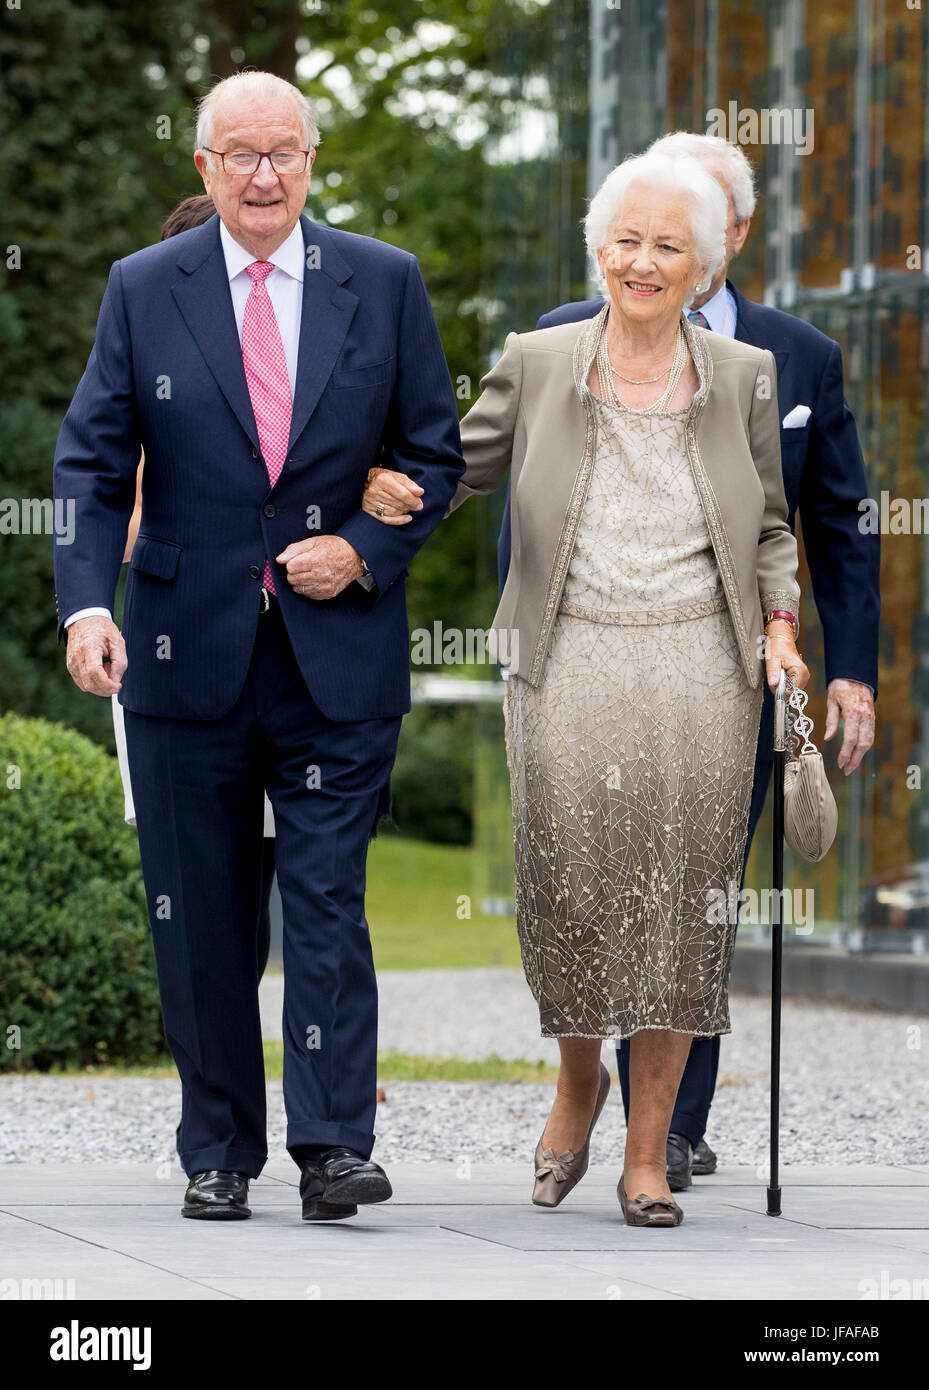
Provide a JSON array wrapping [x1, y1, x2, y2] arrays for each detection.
[[692, 1137, 718, 1175], [300, 1147, 392, 1221], [182, 1170, 251, 1219], [666, 1133, 694, 1192]]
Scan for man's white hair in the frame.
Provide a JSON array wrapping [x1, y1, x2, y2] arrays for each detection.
[[195, 71, 320, 166], [584, 150, 728, 301], [647, 131, 757, 221]]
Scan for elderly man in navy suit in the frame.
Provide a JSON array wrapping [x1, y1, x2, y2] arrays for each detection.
[[496, 132, 880, 1189], [54, 71, 464, 1222]]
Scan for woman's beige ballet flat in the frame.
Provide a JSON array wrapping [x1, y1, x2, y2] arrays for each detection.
[[617, 1174, 684, 1226], [532, 1063, 611, 1208]]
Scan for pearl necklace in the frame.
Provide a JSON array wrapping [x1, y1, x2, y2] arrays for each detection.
[[595, 314, 688, 414], [610, 361, 672, 384]]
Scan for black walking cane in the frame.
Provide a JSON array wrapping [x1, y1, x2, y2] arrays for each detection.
[[767, 670, 790, 1217]]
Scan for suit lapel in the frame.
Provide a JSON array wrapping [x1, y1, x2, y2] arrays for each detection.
[[171, 217, 260, 452], [730, 279, 754, 345], [729, 278, 789, 376], [172, 214, 360, 467], [287, 215, 359, 452]]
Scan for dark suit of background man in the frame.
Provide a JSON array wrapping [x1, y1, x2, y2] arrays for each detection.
[[53, 72, 465, 1222], [497, 132, 880, 1191]]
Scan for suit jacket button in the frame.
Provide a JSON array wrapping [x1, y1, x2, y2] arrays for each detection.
[[252, 448, 261, 461], [263, 503, 276, 518], [248, 564, 261, 580]]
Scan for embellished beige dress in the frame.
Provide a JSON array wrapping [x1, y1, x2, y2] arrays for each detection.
[[507, 353, 764, 1040]]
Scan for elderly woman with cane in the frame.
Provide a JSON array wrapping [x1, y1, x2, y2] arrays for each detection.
[[363, 150, 808, 1226]]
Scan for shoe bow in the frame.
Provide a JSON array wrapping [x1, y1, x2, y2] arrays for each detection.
[[535, 1147, 575, 1183]]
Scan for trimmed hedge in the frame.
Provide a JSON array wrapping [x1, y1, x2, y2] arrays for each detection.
[[0, 713, 165, 1069], [389, 704, 474, 845]]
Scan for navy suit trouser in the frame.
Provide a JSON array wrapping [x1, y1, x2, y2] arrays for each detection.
[[615, 752, 775, 1148], [124, 595, 401, 1178]]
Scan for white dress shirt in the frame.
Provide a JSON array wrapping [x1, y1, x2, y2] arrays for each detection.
[[219, 218, 304, 397], [689, 281, 737, 338]]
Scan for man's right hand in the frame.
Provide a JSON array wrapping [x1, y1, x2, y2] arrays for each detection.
[[65, 616, 127, 696]]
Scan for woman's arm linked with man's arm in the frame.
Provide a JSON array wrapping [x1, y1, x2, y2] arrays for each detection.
[[361, 331, 524, 523]]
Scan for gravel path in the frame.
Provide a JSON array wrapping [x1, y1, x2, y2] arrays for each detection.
[[1, 971, 926, 1168], [261, 965, 549, 1059]]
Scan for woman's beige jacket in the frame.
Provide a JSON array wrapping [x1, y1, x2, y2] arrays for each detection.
[[450, 308, 800, 689]]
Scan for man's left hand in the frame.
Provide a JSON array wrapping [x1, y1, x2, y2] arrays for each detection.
[[824, 679, 875, 775], [276, 536, 363, 600]]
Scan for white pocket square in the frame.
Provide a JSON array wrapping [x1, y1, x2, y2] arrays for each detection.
[[782, 405, 811, 428]]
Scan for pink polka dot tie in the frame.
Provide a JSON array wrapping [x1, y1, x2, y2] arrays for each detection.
[[242, 261, 293, 596]]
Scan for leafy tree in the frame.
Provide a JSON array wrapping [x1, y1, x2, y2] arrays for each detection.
[[1, 0, 588, 747]]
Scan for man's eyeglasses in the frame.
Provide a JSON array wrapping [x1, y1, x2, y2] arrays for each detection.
[[204, 149, 312, 176]]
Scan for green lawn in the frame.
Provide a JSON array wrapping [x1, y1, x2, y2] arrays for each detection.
[[365, 832, 522, 970], [12, 835, 529, 1080], [46, 1047, 558, 1084]]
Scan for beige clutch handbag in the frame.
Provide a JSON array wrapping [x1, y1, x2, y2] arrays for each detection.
[[782, 678, 838, 862]]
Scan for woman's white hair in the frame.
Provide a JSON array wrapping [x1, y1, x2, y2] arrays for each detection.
[[196, 71, 320, 165], [584, 150, 729, 302], [648, 130, 757, 222]]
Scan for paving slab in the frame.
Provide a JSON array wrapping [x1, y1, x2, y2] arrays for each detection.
[[0, 1211, 228, 1301], [724, 1186, 929, 1228], [433, 1204, 855, 1253], [711, 1165, 929, 1187], [200, 1263, 683, 1302], [828, 1228, 929, 1254], [1, 1162, 926, 1300], [555, 1248, 929, 1301]]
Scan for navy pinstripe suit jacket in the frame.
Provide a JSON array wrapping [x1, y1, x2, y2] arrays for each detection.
[[53, 213, 465, 722]]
